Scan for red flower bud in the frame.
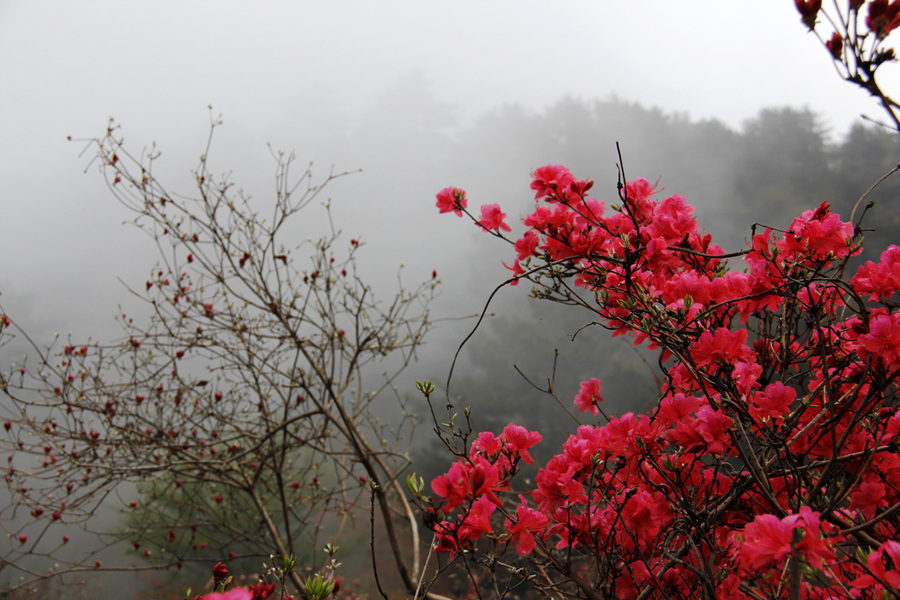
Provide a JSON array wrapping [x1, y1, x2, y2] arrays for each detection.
[[795, 0, 822, 28], [826, 32, 843, 59]]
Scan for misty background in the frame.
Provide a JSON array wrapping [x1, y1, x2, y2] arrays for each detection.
[[3, 1, 900, 596]]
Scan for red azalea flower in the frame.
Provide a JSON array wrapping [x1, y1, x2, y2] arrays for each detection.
[[573, 378, 603, 415], [851, 541, 900, 589], [505, 497, 548, 556], [248, 581, 276, 600], [435, 187, 468, 217], [213, 562, 229, 580], [501, 423, 542, 464], [530, 165, 575, 200], [477, 203, 512, 232]]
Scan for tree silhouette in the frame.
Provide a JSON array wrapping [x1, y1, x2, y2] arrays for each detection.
[[0, 117, 436, 598]]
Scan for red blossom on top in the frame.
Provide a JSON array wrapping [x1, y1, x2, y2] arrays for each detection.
[[435, 187, 468, 216], [573, 378, 603, 415], [530, 165, 575, 200], [500, 423, 541, 464]]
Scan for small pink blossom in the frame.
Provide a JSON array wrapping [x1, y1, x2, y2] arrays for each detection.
[[435, 187, 468, 217], [477, 204, 511, 232], [574, 378, 603, 415], [501, 423, 542, 464]]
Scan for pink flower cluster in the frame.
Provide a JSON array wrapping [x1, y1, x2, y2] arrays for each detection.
[[435, 187, 512, 232], [430, 423, 541, 553], [430, 165, 900, 598]]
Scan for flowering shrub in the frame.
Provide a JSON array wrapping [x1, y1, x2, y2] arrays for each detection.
[[416, 6, 900, 597], [423, 160, 900, 598]]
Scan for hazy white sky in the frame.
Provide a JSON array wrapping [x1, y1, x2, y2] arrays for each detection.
[[1, 0, 896, 336], [2, 1, 886, 138]]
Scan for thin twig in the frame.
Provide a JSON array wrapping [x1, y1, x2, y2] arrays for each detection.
[[850, 162, 900, 224]]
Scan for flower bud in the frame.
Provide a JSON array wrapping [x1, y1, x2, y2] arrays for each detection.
[[794, 0, 822, 29], [826, 32, 843, 60]]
